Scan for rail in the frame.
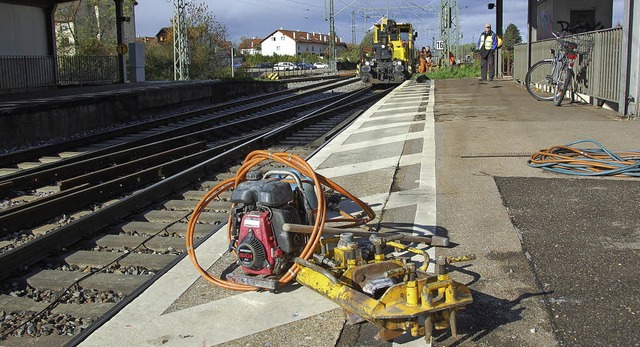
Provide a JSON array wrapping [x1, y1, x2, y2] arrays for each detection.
[[0, 55, 119, 92], [514, 27, 622, 103]]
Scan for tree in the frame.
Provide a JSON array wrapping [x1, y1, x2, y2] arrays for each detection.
[[54, 0, 135, 56], [502, 23, 522, 52], [141, 1, 230, 80], [183, 1, 230, 79], [145, 43, 173, 80]]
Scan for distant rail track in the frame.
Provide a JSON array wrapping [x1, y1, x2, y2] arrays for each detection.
[[0, 76, 395, 346]]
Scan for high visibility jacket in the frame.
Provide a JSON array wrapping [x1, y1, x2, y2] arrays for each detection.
[[477, 31, 497, 51]]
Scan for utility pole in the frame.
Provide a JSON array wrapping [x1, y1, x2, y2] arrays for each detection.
[[173, 0, 189, 80], [439, 0, 460, 66], [329, 0, 336, 73], [352, 10, 356, 45]]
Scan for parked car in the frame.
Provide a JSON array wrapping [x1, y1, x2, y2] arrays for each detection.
[[296, 62, 315, 70], [273, 62, 297, 71], [313, 62, 329, 69], [256, 62, 274, 68]]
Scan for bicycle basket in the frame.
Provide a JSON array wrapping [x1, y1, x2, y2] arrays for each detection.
[[554, 34, 594, 55]]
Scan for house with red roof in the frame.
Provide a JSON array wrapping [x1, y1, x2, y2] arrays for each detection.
[[239, 37, 263, 55]]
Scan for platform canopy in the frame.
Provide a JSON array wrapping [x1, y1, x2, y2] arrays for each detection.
[[0, 0, 77, 6]]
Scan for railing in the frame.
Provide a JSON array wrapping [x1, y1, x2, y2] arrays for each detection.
[[57, 55, 119, 86], [0, 55, 119, 92], [514, 27, 622, 103], [0, 55, 57, 91]]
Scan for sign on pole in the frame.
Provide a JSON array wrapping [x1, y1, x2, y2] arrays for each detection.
[[435, 40, 444, 51]]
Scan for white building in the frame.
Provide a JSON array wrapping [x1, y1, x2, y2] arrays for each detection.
[[239, 38, 262, 56], [260, 29, 347, 57]]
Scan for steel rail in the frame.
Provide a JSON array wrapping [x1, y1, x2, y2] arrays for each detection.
[[0, 84, 386, 281], [0, 76, 348, 168], [0, 87, 364, 235], [0, 78, 359, 196]]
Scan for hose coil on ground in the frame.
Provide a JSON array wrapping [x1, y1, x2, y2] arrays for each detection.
[[186, 150, 376, 291], [528, 139, 640, 177]]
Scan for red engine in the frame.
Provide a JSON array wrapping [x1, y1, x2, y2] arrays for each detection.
[[230, 171, 310, 278], [236, 211, 284, 275]]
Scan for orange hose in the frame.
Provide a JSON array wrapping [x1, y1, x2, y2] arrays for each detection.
[[186, 151, 375, 291]]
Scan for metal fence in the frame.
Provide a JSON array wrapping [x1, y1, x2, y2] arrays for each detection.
[[0, 55, 119, 92], [514, 27, 623, 103], [0, 55, 57, 91]]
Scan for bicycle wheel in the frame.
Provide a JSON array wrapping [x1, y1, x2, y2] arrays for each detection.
[[525, 59, 555, 101], [553, 67, 571, 106]]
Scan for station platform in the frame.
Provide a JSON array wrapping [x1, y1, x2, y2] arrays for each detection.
[[79, 77, 640, 347], [0, 80, 285, 150], [78, 80, 437, 346]]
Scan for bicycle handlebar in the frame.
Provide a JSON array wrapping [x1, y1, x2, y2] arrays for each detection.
[[551, 31, 578, 54]]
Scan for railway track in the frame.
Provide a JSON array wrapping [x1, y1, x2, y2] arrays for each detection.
[[0, 79, 395, 346]]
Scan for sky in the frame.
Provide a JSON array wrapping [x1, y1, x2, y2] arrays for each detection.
[[134, 0, 624, 50]]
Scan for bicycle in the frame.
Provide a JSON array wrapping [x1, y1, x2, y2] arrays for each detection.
[[525, 32, 589, 106]]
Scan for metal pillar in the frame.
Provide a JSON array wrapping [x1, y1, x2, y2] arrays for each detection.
[[114, 0, 126, 83], [496, 0, 503, 77], [619, 0, 636, 116], [173, 0, 189, 80]]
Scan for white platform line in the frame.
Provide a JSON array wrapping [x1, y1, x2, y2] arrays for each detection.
[[80, 229, 338, 346], [391, 81, 436, 347], [325, 132, 425, 154]]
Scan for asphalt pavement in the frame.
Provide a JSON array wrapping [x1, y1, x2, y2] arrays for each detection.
[[434, 77, 639, 346]]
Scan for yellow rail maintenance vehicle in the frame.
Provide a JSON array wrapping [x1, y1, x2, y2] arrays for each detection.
[[360, 18, 418, 84]]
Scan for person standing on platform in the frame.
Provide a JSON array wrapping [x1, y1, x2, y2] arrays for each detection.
[[477, 23, 497, 81], [418, 47, 427, 73], [424, 46, 433, 71]]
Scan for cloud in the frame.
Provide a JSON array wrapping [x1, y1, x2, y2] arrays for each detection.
[[134, 0, 621, 48]]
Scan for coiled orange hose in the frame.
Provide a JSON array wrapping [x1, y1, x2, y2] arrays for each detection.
[[528, 140, 640, 177], [186, 150, 375, 291]]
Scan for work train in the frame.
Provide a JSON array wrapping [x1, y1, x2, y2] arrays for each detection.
[[359, 18, 418, 84]]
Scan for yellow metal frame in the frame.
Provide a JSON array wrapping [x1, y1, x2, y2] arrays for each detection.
[[296, 238, 473, 342]]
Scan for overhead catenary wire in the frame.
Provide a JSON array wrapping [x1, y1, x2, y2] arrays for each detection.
[[528, 139, 640, 177], [186, 150, 375, 291]]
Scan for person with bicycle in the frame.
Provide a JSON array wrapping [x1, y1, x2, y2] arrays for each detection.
[[477, 24, 498, 81]]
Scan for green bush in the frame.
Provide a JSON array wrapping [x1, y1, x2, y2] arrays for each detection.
[[417, 63, 481, 80]]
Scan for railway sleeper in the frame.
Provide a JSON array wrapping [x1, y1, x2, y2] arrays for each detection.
[[181, 190, 232, 201], [81, 234, 186, 254], [108, 221, 212, 238], [0, 294, 114, 320], [161, 199, 231, 212], [58, 250, 175, 271], [138, 210, 227, 224], [27, 270, 149, 294]]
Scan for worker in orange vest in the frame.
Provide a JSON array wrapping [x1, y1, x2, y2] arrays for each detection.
[[418, 47, 432, 73]]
